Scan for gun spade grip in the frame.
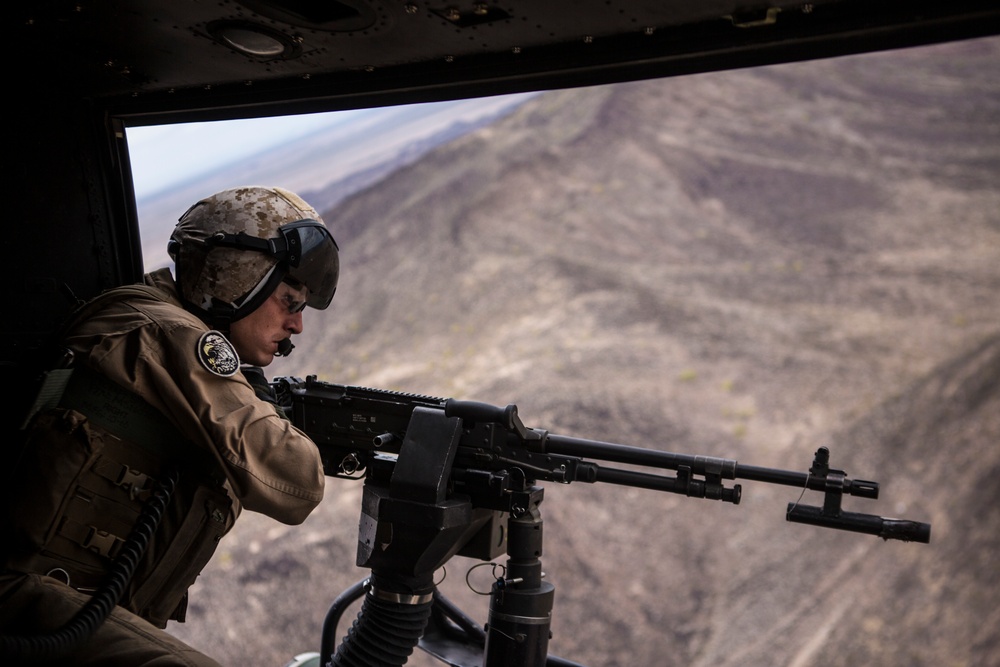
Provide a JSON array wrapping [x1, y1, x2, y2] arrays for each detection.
[[445, 399, 516, 428]]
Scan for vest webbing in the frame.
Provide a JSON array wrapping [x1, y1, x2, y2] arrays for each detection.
[[60, 365, 191, 462]]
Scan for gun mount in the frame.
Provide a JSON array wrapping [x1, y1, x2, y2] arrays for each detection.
[[272, 375, 930, 667]]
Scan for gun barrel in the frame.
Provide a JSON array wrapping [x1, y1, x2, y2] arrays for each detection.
[[737, 464, 879, 498], [595, 467, 741, 503], [543, 434, 738, 479]]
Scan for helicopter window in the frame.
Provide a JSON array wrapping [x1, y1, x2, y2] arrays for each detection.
[[119, 37, 1000, 667]]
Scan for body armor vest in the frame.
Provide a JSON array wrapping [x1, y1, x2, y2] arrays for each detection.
[[2, 288, 238, 628]]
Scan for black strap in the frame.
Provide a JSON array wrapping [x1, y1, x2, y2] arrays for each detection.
[[60, 365, 189, 460]]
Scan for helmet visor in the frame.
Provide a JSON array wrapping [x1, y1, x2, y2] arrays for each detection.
[[280, 220, 339, 310]]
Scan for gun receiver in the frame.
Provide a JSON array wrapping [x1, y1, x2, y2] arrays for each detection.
[[273, 375, 930, 543]]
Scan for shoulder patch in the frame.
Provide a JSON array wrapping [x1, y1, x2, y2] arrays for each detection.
[[197, 330, 240, 377]]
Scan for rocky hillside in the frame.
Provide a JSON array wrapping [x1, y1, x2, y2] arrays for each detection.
[[168, 36, 1000, 667]]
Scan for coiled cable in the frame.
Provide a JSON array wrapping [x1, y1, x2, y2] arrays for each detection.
[[0, 466, 179, 662]]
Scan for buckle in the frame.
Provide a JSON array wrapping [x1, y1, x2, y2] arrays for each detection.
[[117, 465, 154, 501], [83, 526, 123, 558]]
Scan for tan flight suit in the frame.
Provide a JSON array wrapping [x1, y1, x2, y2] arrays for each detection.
[[0, 267, 325, 666]]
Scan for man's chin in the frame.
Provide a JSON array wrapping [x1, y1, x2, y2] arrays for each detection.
[[244, 351, 274, 367]]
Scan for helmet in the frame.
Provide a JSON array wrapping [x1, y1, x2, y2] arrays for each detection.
[[168, 186, 339, 327]]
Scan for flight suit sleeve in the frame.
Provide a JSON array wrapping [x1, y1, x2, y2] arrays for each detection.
[[72, 314, 324, 525]]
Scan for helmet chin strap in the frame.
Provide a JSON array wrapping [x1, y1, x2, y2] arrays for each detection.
[[276, 339, 295, 357]]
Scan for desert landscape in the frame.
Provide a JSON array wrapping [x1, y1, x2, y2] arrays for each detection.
[[159, 36, 1000, 666]]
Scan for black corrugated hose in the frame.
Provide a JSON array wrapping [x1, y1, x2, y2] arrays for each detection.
[[328, 575, 434, 667]]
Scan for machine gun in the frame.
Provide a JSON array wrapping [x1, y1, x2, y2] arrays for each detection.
[[272, 375, 931, 667]]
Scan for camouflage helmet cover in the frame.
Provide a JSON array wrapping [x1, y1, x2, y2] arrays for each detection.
[[169, 185, 337, 323]]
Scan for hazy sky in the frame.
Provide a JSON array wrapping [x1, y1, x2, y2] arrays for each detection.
[[126, 109, 371, 199], [125, 93, 536, 201]]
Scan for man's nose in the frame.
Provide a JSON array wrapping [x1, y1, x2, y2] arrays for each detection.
[[286, 311, 303, 335]]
